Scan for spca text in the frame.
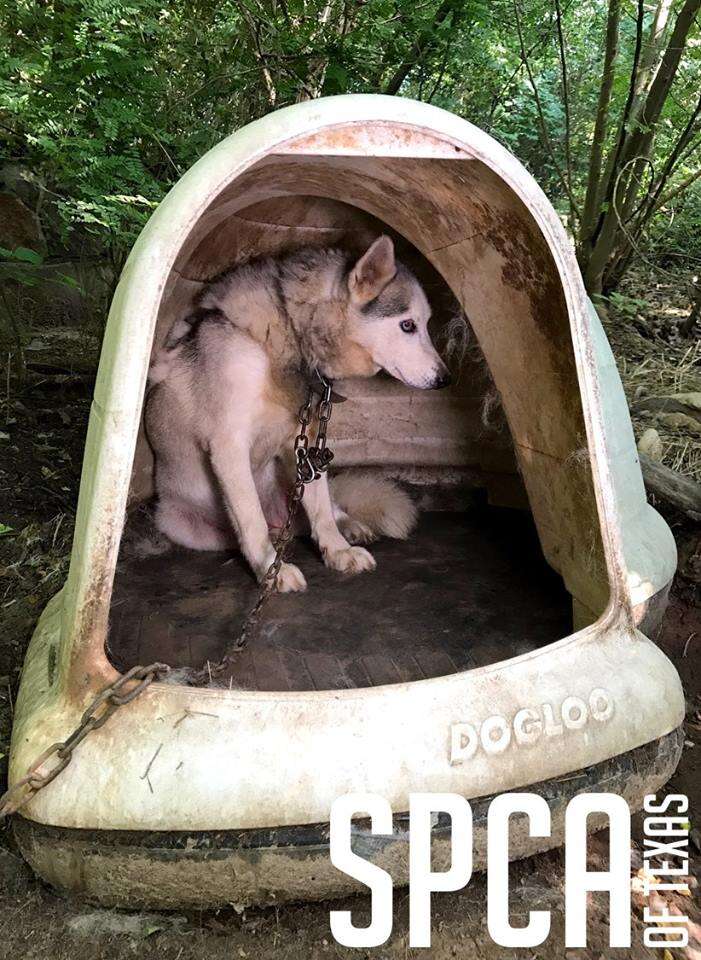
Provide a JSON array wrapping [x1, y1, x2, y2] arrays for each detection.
[[329, 791, 690, 949]]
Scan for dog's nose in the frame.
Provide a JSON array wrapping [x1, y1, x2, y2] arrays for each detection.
[[431, 370, 452, 389]]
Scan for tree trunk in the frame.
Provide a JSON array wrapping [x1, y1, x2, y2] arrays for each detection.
[[629, 0, 701, 156], [579, 0, 621, 256], [604, 89, 701, 289], [614, 0, 675, 226], [681, 282, 701, 337], [579, 0, 701, 294], [632, 0, 674, 102]]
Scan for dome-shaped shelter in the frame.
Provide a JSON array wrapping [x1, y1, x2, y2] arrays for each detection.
[[9, 95, 683, 908]]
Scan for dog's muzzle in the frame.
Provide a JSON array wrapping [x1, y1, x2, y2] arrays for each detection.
[[430, 370, 452, 389]]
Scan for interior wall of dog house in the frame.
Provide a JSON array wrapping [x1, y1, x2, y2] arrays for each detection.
[[124, 187, 609, 630]]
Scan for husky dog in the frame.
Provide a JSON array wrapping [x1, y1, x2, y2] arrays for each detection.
[[145, 236, 450, 592]]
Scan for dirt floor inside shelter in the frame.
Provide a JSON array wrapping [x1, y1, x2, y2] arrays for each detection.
[[0, 322, 700, 959], [110, 509, 571, 689]]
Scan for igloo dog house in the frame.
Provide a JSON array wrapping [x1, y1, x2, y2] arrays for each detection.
[[10, 95, 684, 908]]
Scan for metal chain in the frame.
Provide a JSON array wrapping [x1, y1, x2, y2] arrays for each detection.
[[0, 375, 338, 813], [0, 662, 170, 820], [194, 373, 338, 685]]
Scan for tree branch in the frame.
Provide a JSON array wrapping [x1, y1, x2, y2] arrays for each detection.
[[383, 0, 460, 96], [593, 0, 646, 244], [486, 24, 556, 131], [580, 0, 621, 251], [513, 0, 582, 222], [657, 164, 701, 207], [553, 0, 575, 222], [581, 0, 701, 292], [633, 0, 674, 103], [640, 454, 701, 522], [240, 6, 278, 106], [605, 86, 701, 286], [624, 0, 701, 166], [636, 87, 701, 228]]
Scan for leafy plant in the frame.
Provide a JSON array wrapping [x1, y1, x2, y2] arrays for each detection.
[[0, 245, 84, 379], [607, 290, 649, 319], [0, 0, 699, 301]]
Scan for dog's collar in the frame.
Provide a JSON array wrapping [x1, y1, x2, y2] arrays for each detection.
[[307, 369, 347, 403]]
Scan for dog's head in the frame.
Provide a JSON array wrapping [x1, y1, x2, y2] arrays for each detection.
[[344, 236, 450, 390]]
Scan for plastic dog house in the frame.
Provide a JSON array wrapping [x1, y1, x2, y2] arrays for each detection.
[[10, 95, 684, 908]]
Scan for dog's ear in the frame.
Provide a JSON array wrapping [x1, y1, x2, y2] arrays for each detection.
[[348, 236, 396, 305]]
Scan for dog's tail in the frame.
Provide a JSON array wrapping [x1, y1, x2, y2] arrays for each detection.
[[329, 471, 418, 541]]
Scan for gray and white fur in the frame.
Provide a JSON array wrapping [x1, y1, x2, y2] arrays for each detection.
[[145, 236, 450, 592]]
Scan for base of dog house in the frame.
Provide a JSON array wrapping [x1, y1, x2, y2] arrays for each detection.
[[14, 727, 683, 909], [109, 508, 573, 689]]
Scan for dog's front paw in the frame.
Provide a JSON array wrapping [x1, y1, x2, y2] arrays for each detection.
[[338, 516, 376, 545], [273, 562, 307, 593], [324, 545, 376, 575]]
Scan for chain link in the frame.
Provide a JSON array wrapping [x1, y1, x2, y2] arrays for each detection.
[[0, 662, 170, 820], [193, 373, 338, 684], [0, 376, 339, 815]]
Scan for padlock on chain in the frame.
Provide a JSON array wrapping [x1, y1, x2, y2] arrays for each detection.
[[307, 445, 334, 479]]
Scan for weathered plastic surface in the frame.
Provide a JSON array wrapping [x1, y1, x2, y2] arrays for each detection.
[[9, 97, 682, 849], [14, 730, 684, 908]]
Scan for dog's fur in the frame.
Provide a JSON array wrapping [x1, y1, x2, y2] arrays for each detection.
[[145, 236, 450, 591]]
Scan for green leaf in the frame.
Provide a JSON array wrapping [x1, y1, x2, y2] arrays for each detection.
[[55, 272, 82, 290], [324, 62, 350, 95], [12, 247, 43, 265]]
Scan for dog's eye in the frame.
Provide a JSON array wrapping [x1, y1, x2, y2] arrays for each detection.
[[400, 319, 417, 333]]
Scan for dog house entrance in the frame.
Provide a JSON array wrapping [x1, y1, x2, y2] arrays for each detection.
[[108, 152, 609, 692]]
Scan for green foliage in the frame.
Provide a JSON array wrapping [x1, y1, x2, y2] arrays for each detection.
[[0, 246, 44, 288], [0, 0, 699, 280], [1, 0, 177, 246], [0, 245, 84, 369], [606, 290, 649, 318]]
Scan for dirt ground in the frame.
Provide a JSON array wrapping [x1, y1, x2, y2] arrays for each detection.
[[0, 311, 699, 958]]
